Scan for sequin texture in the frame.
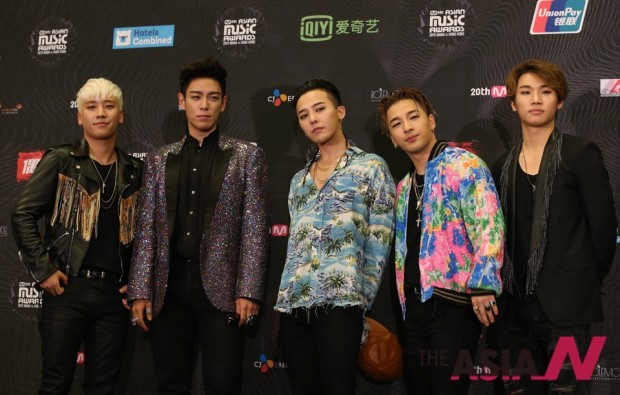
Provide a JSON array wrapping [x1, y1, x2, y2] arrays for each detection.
[[127, 135, 269, 315]]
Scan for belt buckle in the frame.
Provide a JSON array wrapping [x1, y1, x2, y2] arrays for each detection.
[[84, 270, 105, 279]]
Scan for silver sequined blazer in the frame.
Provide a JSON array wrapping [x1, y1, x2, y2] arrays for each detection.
[[127, 135, 269, 315]]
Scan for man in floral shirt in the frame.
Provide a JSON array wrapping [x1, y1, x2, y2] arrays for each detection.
[[275, 79, 395, 395]]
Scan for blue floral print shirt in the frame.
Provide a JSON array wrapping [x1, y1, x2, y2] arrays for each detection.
[[275, 146, 395, 313]]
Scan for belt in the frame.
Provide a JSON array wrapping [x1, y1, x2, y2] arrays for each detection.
[[73, 269, 117, 280]]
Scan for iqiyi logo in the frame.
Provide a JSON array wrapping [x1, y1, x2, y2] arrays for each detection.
[[300, 15, 333, 42]]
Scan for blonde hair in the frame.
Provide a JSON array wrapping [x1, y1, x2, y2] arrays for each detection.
[[76, 78, 123, 111]]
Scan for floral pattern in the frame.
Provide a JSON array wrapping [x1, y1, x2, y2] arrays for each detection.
[[394, 146, 504, 318], [275, 147, 395, 313]]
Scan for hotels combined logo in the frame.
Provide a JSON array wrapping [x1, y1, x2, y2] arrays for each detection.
[[530, 0, 588, 34], [113, 25, 175, 49]]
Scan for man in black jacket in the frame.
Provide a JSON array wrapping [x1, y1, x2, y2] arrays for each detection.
[[494, 60, 617, 394], [11, 78, 143, 395]]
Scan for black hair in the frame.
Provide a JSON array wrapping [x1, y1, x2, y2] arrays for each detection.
[[179, 56, 227, 96]]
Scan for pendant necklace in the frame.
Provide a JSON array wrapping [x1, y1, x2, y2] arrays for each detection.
[[413, 173, 424, 227], [91, 158, 118, 209], [521, 150, 536, 198]]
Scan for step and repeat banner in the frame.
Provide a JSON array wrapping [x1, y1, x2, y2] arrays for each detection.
[[1, 1, 619, 394]]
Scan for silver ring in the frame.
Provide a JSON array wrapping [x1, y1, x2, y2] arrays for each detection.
[[472, 306, 478, 312], [130, 317, 138, 326], [490, 300, 497, 306], [247, 314, 257, 326], [484, 303, 492, 311], [145, 307, 152, 314]]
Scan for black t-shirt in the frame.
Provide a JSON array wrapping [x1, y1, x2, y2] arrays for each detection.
[[83, 161, 121, 274], [404, 173, 424, 291], [514, 165, 536, 295]]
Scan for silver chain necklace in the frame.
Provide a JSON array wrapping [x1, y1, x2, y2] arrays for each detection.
[[521, 150, 536, 198], [412, 173, 424, 227], [90, 158, 118, 208]]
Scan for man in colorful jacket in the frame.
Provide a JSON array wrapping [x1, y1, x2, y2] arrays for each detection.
[[378, 87, 504, 394]]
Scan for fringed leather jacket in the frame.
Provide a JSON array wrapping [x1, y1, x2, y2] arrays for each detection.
[[11, 138, 143, 284]]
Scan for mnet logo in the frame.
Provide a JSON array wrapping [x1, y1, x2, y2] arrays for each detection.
[[470, 86, 507, 98], [300, 15, 333, 42], [491, 85, 507, 98], [271, 224, 289, 237]]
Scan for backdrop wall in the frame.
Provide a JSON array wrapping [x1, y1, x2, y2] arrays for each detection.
[[1, 1, 618, 394]]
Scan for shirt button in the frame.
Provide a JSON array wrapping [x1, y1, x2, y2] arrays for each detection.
[[191, 190, 196, 194], [186, 232, 191, 236], [193, 168, 197, 172], [189, 211, 194, 215]]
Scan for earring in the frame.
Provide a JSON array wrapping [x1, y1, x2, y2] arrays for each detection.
[[394, 143, 399, 149]]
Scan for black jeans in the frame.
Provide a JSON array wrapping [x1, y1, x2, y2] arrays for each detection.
[[149, 260, 242, 395], [280, 306, 364, 395], [403, 291, 482, 395], [498, 294, 592, 395], [39, 276, 128, 395]]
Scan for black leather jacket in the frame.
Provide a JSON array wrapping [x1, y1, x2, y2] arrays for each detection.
[[11, 138, 143, 284]]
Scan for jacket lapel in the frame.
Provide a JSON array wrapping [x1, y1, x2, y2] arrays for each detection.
[[204, 145, 233, 228], [165, 151, 182, 240]]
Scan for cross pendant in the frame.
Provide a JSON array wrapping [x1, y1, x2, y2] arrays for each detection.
[[532, 185, 536, 197], [102, 183, 106, 194], [416, 214, 421, 227]]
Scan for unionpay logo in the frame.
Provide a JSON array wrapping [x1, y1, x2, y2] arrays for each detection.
[[530, 0, 588, 34]]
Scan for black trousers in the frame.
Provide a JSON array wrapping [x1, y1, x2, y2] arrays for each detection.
[[280, 306, 364, 395], [403, 291, 482, 395], [39, 276, 128, 395], [150, 260, 242, 395], [498, 294, 591, 395]]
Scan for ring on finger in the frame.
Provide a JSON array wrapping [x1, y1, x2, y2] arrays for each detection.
[[490, 300, 497, 306], [146, 307, 152, 314], [484, 303, 492, 311]]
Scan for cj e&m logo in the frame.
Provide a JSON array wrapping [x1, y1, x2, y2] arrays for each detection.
[[470, 86, 507, 98], [271, 224, 289, 237], [300, 15, 380, 42], [17, 151, 44, 182], [530, 0, 588, 34], [267, 89, 294, 107], [254, 354, 288, 373], [113, 25, 175, 49]]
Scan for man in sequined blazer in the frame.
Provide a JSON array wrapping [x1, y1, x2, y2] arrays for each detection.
[[127, 56, 269, 394]]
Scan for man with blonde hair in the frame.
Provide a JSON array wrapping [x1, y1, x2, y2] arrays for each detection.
[[12, 78, 143, 395]]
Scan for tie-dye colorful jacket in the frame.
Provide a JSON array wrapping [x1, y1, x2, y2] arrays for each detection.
[[275, 146, 395, 313], [394, 145, 504, 319]]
